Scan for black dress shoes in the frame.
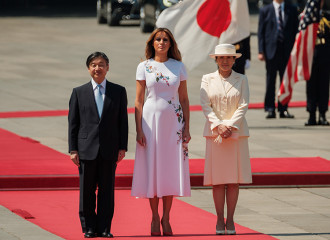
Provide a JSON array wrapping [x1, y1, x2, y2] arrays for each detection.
[[305, 112, 317, 126], [266, 111, 276, 119], [280, 111, 294, 118], [84, 229, 97, 238], [305, 118, 317, 126], [99, 232, 114, 238], [318, 113, 330, 125]]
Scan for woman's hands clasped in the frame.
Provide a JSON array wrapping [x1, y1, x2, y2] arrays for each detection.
[[217, 124, 233, 139]]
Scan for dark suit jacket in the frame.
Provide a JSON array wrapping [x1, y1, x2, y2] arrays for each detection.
[[68, 80, 128, 161], [258, 2, 299, 60], [232, 36, 251, 74]]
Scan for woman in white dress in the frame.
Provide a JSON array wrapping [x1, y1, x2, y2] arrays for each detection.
[[200, 44, 252, 235], [131, 28, 191, 236]]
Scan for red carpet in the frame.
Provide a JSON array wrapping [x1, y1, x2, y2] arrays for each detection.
[[1, 128, 330, 189], [1, 101, 330, 118], [0, 128, 76, 176], [0, 190, 277, 240]]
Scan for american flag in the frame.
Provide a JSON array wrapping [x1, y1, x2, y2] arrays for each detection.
[[278, 0, 321, 105]]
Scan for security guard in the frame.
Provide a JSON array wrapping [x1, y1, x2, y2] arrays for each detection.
[[232, 36, 251, 75], [305, 0, 330, 126]]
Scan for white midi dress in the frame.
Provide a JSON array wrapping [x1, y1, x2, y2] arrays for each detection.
[[131, 58, 191, 198]]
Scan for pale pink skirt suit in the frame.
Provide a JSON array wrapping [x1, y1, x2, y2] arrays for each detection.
[[200, 70, 252, 185]]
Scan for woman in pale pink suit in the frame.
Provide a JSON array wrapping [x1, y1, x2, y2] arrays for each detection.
[[200, 44, 252, 235], [132, 28, 191, 236]]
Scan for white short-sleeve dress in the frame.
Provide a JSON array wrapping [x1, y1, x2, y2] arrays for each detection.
[[131, 58, 191, 198]]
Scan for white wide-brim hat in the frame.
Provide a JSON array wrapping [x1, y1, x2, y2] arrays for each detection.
[[209, 44, 242, 59]]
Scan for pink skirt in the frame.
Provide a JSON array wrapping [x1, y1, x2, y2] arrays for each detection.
[[204, 136, 252, 186]]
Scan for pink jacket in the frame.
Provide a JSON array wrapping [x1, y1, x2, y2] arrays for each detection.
[[200, 70, 250, 138]]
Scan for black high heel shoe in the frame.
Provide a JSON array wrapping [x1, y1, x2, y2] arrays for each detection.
[[161, 219, 173, 236], [151, 220, 161, 236]]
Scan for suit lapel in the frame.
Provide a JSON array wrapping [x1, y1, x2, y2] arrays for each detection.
[[225, 71, 240, 94], [211, 71, 226, 97], [284, 4, 289, 27], [211, 71, 239, 96], [86, 82, 101, 120], [271, 4, 277, 27], [102, 80, 113, 120]]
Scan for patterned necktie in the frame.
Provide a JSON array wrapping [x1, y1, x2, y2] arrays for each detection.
[[95, 84, 104, 118], [278, 5, 284, 42]]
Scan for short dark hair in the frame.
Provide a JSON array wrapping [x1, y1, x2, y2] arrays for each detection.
[[215, 56, 236, 60], [86, 52, 109, 67]]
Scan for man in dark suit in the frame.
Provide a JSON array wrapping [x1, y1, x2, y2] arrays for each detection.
[[68, 52, 128, 238], [258, 0, 299, 119]]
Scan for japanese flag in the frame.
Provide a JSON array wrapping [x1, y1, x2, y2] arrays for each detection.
[[156, 0, 250, 70]]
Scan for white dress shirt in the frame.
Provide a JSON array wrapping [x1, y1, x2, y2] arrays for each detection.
[[273, 1, 285, 26], [91, 79, 106, 100]]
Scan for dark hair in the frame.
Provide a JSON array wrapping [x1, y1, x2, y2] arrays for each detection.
[[215, 56, 236, 64], [215, 56, 236, 60], [145, 28, 182, 61], [86, 52, 109, 67]]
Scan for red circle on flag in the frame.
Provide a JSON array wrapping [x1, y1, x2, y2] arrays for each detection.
[[196, 0, 231, 37]]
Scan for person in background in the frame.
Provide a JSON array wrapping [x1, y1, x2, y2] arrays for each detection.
[[232, 36, 251, 75], [131, 28, 191, 236], [68, 52, 128, 238], [200, 44, 252, 235], [305, 0, 330, 126], [258, 0, 299, 119]]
